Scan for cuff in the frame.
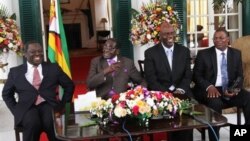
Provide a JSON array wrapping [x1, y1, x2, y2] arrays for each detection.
[[176, 88, 185, 94], [206, 85, 213, 91]]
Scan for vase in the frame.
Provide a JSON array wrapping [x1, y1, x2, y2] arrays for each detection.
[[0, 51, 9, 72], [151, 114, 164, 120], [138, 117, 149, 127], [133, 42, 154, 70], [0, 51, 9, 79], [0, 51, 9, 100]]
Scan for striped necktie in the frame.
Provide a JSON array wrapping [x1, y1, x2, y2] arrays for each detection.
[[221, 52, 228, 92]]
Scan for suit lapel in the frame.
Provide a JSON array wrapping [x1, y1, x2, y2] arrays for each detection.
[[227, 48, 233, 79], [20, 63, 36, 89], [172, 44, 179, 72], [41, 63, 48, 86], [210, 47, 217, 75], [116, 56, 124, 76], [101, 57, 109, 71], [158, 45, 172, 72]]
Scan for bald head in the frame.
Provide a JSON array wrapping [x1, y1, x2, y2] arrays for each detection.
[[159, 22, 176, 48], [160, 22, 173, 30]]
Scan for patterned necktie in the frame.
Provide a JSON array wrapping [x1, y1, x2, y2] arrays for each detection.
[[166, 49, 173, 70], [33, 66, 41, 90], [221, 52, 228, 92], [33, 66, 44, 105], [107, 58, 116, 66]]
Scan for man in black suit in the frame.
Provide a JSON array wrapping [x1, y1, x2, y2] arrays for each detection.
[[2, 41, 75, 141], [144, 22, 193, 141], [193, 28, 250, 141]]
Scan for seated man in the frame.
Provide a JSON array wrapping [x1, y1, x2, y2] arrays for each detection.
[[86, 38, 146, 99], [193, 27, 250, 141], [144, 21, 193, 141]]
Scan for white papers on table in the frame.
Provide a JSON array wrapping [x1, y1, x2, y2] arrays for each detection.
[[74, 90, 99, 112]]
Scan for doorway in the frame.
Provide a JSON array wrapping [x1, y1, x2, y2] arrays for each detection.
[[64, 24, 82, 49]]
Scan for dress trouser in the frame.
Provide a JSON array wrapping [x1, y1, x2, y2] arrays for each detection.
[[21, 102, 62, 141]]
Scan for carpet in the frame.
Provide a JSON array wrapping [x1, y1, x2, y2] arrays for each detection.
[[70, 56, 96, 98]]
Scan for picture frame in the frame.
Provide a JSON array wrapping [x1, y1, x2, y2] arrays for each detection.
[[60, 0, 70, 4]]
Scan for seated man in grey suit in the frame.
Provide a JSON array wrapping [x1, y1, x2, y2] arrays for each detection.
[[87, 38, 146, 99]]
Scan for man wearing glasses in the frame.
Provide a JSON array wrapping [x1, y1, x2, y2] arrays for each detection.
[[87, 38, 146, 99], [193, 28, 250, 141]]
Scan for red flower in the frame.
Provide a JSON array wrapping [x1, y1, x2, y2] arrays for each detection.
[[163, 92, 174, 98], [126, 90, 134, 99], [3, 39, 9, 45], [132, 105, 139, 116], [111, 94, 120, 103], [119, 101, 126, 108]]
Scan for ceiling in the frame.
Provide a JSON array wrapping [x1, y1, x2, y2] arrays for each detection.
[[42, 0, 88, 15]]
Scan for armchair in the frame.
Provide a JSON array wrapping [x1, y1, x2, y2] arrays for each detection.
[[231, 35, 250, 90]]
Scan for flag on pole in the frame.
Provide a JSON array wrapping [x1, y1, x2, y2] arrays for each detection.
[[48, 0, 71, 79]]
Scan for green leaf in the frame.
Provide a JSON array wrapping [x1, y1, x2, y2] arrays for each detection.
[[0, 3, 10, 18], [10, 13, 16, 20]]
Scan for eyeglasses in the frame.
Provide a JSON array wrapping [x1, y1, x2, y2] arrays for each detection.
[[103, 46, 117, 51]]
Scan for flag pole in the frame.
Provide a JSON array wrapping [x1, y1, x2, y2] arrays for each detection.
[[39, 0, 47, 62]]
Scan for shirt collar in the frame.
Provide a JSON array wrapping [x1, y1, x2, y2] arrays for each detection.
[[215, 48, 228, 56], [27, 62, 42, 70], [107, 56, 118, 62], [162, 43, 174, 52]]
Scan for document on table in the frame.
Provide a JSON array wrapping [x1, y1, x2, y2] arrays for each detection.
[[74, 90, 100, 112]]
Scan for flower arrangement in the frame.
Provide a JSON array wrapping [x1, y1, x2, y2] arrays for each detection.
[[89, 85, 189, 126], [0, 4, 23, 55], [130, 0, 181, 46]]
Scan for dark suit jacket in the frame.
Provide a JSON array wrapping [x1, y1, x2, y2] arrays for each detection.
[[193, 46, 243, 99], [2, 62, 75, 125], [86, 55, 146, 99], [144, 43, 192, 95]]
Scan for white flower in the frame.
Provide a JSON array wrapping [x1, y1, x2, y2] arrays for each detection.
[[114, 105, 127, 118], [146, 98, 155, 107]]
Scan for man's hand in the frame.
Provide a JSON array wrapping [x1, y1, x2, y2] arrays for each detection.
[[224, 89, 240, 98], [173, 89, 185, 94], [103, 62, 121, 75], [207, 85, 221, 98]]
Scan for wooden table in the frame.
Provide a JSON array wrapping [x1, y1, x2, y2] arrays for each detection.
[[53, 104, 227, 140]]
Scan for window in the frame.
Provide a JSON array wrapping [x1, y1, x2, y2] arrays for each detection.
[[187, 0, 242, 58]]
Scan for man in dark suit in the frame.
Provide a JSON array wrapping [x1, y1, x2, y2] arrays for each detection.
[[2, 41, 75, 141], [87, 38, 146, 99], [193, 28, 250, 141], [144, 22, 193, 141]]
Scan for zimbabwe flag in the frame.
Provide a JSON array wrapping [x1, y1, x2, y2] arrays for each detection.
[[48, 0, 71, 78]]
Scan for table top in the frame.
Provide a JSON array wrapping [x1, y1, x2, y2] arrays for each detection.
[[53, 103, 227, 140]]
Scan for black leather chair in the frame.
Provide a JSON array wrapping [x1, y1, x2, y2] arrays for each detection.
[[14, 126, 23, 141]]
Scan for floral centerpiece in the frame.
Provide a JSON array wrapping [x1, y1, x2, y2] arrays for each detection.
[[89, 85, 190, 127], [0, 4, 23, 69], [130, 0, 181, 46], [0, 4, 23, 56]]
